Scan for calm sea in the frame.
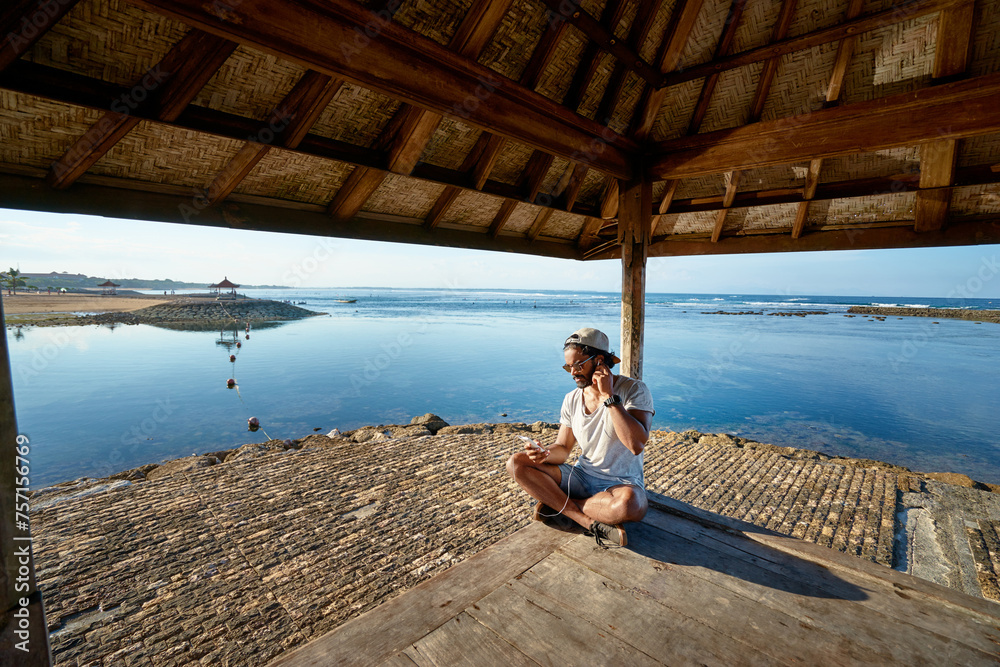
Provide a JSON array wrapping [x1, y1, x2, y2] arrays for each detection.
[[7, 289, 1000, 488]]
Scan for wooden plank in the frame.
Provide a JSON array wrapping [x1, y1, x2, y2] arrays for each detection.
[[576, 215, 604, 249], [687, 0, 749, 135], [648, 73, 1000, 180], [0, 60, 602, 219], [537, 0, 661, 87], [379, 653, 418, 666], [424, 186, 460, 230], [517, 553, 778, 665], [650, 179, 679, 236], [631, 0, 707, 140], [747, 0, 800, 121], [402, 612, 536, 667], [558, 519, 1000, 664], [327, 167, 387, 220], [913, 0, 974, 232], [710, 171, 740, 242], [134, 0, 637, 180], [467, 579, 662, 666], [791, 200, 809, 239], [646, 492, 1000, 621], [594, 0, 662, 123], [266, 522, 578, 667], [488, 199, 519, 238], [448, 0, 515, 58], [659, 0, 956, 88], [206, 71, 341, 204], [526, 208, 554, 242], [619, 176, 649, 380], [0, 0, 82, 72], [519, 15, 569, 90], [521, 150, 555, 202], [386, 108, 444, 175], [470, 134, 506, 189], [205, 143, 270, 205], [559, 0, 629, 112], [639, 500, 1000, 654], [47, 30, 236, 189]]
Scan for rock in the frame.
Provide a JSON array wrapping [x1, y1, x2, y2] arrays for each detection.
[[146, 456, 218, 481], [410, 413, 449, 434], [350, 426, 393, 442], [108, 464, 159, 482], [223, 440, 288, 463], [530, 421, 559, 433], [924, 472, 978, 488], [202, 450, 235, 463], [491, 423, 531, 434], [438, 424, 493, 435], [390, 425, 432, 438]]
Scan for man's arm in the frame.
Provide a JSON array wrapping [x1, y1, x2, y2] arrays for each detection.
[[607, 407, 652, 455], [527, 424, 576, 465]]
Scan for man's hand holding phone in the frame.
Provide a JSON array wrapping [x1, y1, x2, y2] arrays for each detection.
[[517, 435, 549, 462], [592, 357, 614, 399]]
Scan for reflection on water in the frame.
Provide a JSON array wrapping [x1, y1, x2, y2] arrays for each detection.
[[7, 289, 1000, 488]]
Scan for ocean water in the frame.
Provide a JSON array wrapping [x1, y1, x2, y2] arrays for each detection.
[[6, 289, 1000, 488]]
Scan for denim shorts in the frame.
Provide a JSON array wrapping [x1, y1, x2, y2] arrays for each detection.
[[557, 463, 640, 499]]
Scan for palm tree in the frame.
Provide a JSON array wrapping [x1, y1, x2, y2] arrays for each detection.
[[1, 267, 32, 295]]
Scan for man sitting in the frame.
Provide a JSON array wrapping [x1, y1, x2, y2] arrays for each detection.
[[506, 328, 654, 547]]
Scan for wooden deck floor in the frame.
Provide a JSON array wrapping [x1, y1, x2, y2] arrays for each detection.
[[270, 493, 1000, 666]]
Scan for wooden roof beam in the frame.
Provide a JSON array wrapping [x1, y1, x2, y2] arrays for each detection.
[[133, 0, 637, 180], [559, 0, 630, 112], [0, 61, 603, 218], [687, 0, 749, 135], [630, 0, 707, 140], [539, 0, 660, 88], [46, 30, 236, 189], [205, 71, 342, 205], [648, 73, 1000, 180], [747, 0, 801, 122], [0, 0, 82, 72], [582, 219, 1000, 259], [914, 0, 976, 233], [660, 0, 955, 88]]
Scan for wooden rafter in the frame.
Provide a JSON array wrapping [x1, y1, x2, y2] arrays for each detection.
[[46, 30, 236, 189], [205, 71, 342, 205], [330, 0, 514, 221], [570, 0, 662, 221], [561, 0, 630, 112], [0, 0, 82, 72], [630, 0, 707, 141], [660, 0, 954, 88], [710, 171, 741, 242], [747, 0, 800, 123], [537, 0, 661, 88], [914, 0, 976, 233], [648, 73, 1000, 180], [792, 0, 861, 238], [0, 172, 583, 259], [0, 61, 603, 218], [489, 151, 555, 238], [687, 0, 749, 135], [595, 0, 662, 125], [134, 0, 636, 180], [576, 215, 604, 250], [655, 162, 1000, 215]]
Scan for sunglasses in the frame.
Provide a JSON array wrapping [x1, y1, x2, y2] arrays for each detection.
[[562, 354, 597, 373]]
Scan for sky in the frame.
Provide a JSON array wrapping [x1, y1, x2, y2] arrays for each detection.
[[2, 208, 999, 297]]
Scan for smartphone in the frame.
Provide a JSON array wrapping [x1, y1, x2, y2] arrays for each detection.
[[516, 435, 545, 451]]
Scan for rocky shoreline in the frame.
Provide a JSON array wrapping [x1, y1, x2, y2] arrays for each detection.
[[27, 415, 1000, 665], [847, 305, 1000, 323], [8, 298, 324, 327]]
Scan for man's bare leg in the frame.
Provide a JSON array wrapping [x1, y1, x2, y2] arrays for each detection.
[[506, 452, 593, 529], [579, 485, 648, 525]]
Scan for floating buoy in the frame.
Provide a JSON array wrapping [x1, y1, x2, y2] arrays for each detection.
[[248, 417, 260, 432], [236, 341, 242, 348], [229, 354, 236, 362], [245, 322, 250, 332], [245, 334, 250, 340], [227, 378, 236, 388]]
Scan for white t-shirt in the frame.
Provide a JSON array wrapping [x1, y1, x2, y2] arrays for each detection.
[[559, 375, 654, 488]]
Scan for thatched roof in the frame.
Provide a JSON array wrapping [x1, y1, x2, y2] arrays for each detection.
[[1, 0, 998, 261]]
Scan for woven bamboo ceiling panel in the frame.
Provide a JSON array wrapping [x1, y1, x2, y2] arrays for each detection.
[[0, 0, 998, 261]]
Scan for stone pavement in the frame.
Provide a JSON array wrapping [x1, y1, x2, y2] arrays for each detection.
[[28, 426, 999, 666]]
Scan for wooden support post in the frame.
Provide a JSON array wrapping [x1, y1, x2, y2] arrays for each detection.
[[0, 294, 52, 664], [618, 174, 650, 380]]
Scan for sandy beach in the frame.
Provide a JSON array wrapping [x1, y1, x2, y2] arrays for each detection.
[[2, 291, 170, 315]]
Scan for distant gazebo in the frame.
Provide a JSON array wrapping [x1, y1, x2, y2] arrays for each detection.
[[209, 277, 240, 299], [98, 280, 119, 295]]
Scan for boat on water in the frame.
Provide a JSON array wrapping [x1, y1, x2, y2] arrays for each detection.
[[335, 299, 357, 303]]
